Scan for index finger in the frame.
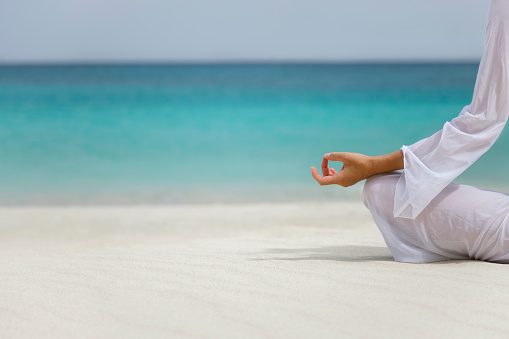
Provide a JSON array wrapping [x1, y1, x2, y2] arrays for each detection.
[[325, 152, 348, 162], [321, 157, 330, 177]]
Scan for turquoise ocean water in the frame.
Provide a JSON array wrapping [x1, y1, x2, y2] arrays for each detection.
[[1, 63, 509, 205]]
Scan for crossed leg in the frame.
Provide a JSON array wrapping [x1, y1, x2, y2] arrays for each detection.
[[362, 171, 509, 263]]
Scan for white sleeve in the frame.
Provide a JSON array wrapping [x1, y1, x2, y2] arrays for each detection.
[[393, 0, 509, 220]]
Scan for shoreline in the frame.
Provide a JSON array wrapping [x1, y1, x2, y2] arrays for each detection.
[[1, 177, 509, 207]]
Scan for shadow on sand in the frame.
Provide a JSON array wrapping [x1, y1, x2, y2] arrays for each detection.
[[251, 245, 395, 262]]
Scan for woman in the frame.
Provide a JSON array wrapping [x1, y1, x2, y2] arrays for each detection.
[[311, 0, 509, 263]]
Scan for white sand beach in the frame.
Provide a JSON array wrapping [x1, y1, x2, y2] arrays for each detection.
[[1, 202, 509, 338]]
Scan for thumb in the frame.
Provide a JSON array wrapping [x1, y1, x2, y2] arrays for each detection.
[[324, 152, 349, 162]]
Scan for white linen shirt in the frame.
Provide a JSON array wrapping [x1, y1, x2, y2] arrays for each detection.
[[394, 0, 509, 220]]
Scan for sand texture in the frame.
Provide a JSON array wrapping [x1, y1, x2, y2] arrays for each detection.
[[1, 202, 509, 338]]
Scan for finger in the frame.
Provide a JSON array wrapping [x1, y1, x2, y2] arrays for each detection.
[[311, 167, 322, 183], [321, 158, 330, 177], [311, 167, 335, 186], [325, 152, 349, 162], [330, 168, 337, 175]]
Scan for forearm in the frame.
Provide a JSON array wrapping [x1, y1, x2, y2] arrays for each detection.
[[369, 150, 404, 176]]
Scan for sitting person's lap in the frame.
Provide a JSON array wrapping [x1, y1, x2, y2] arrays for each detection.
[[362, 171, 509, 263]]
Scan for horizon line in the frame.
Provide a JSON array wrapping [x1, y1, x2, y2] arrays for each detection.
[[0, 59, 481, 67]]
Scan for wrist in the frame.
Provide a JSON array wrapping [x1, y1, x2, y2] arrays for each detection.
[[370, 150, 404, 176], [367, 156, 379, 177]]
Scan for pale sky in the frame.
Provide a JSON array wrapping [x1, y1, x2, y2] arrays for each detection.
[[0, 0, 490, 64]]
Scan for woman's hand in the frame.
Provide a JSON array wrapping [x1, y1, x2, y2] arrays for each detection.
[[311, 150, 404, 187], [310, 152, 374, 187]]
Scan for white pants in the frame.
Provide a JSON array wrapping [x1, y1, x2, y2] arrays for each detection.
[[362, 171, 509, 263]]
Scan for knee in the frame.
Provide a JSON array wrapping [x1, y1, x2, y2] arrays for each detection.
[[362, 172, 401, 209], [362, 175, 382, 208]]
